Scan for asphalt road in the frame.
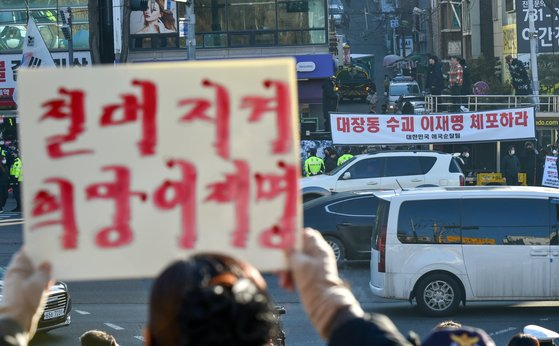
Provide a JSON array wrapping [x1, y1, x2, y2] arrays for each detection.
[[0, 214, 557, 345]]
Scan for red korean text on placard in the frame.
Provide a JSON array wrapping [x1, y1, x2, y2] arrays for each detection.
[[254, 161, 298, 249], [31, 178, 79, 249], [154, 160, 198, 249], [401, 117, 414, 132], [100, 80, 158, 156], [241, 80, 292, 155], [421, 116, 434, 131], [351, 117, 365, 133], [450, 115, 464, 131], [515, 110, 528, 126], [85, 166, 148, 248], [41, 88, 92, 158], [337, 117, 350, 132], [205, 160, 250, 248], [179, 79, 231, 159], [366, 117, 380, 133], [470, 114, 484, 129], [485, 112, 499, 128], [387, 117, 400, 132]]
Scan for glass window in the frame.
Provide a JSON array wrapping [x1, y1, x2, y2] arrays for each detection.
[[228, 0, 276, 31], [462, 198, 550, 245], [328, 196, 378, 217], [230, 33, 250, 46], [278, 1, 309, 29], [419, 156, 437, 174], [195, 0, 226, 33], [254, 32, 275, 44], [372, 199, 390, 250], [384, 156, 422, 177], [397, 199, 461, 244], [449, 157, 462, 173], [344, 158, 383, 180], [28, 0, 57, 8], [389, 84, 420, 96]]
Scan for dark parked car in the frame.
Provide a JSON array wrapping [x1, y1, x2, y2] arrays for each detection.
[[304, 191, 380, 262], [0, 267, 72, 332]]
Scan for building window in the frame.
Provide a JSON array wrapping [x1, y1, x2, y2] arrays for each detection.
[[138, 0, 326, 50], [0, 0, 89, 53]]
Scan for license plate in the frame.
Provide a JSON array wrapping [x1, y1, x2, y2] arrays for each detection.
[[43, 308, 65, 320]]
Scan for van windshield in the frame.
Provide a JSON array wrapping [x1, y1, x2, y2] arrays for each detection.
[[371, 199, 390, 250], [390, 84, 420, 97]]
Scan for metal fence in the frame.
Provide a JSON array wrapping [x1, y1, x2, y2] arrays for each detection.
[[424, 94, 559, 113]]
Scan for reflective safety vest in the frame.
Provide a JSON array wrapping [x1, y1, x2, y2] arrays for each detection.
[[10, 158, 22, 181], [337, 154, 353, 166], [304, 156, 325, 176]]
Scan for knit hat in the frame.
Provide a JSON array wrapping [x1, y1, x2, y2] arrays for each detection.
[[422, 326, 496, 346]]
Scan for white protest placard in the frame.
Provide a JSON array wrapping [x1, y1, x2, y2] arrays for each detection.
[[542, 155, 559, 188], [330, 107, 536, 145], [18, 58, 301, 280]]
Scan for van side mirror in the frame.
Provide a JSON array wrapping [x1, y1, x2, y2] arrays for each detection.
[[342, 172, 351, 180]]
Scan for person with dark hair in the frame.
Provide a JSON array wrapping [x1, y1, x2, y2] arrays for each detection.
[[426, 55, 444, 95], [448, 57, 463, 111], [80, 330, 119, 346], [456, 146, 470, 173], [422, 326, 495, 346], [508, 333, 540, 346], [505, 55, 532, 95], [502, 145, 521, 185], [323, 147, 338, 173], [520, 141, 538, 186], [337, 146, 353, 166], [459, 58, 471, 108], [304, 148, 325, 177], [146, 254, 278, 346]]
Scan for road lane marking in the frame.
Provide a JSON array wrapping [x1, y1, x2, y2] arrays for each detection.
[[135, 336, 145, 341], [104, 323, 124, 330], [74, 310, 90, 315], [490, 327, 516, 336]]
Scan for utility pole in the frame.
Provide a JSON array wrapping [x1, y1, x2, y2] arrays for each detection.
[[528, 0, 540, 105], [60, 7, 73, 67], [185, 0, 196, 60]]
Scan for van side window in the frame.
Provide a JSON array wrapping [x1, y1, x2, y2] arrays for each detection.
[[384, 157, 422, 177], [419, 157, 437, 174], [462, 198, 549, 245], [397, 199, 461, 244], [372, 199, 390, 250]]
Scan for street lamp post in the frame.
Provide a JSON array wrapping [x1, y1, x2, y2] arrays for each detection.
[[527, 0, 540, 105]]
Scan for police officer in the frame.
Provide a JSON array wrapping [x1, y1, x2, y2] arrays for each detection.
[[9, 151, 22, 212], [337, 146, 353, 166], [304, 148, 325, 177]]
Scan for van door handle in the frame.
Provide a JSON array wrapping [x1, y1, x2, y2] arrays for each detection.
[[411, 179, 422, 182], [339, 222, 353, 227], [367, 181, 378, 185], [552, 250, 559, 256], [530, 250, 549, 256]]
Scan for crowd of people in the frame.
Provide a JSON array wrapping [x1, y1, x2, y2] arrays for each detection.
[[0, 228, 557, 346], [500, 141, 559, 186]]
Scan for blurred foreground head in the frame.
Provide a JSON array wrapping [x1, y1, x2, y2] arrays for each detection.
[[147, 254, 276, 346], [422, 326, 496, 346]]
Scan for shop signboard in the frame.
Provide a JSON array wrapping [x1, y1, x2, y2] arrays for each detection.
[[542, 155, 559, 188], [330, 107, 536, 145], [18, 58, 301, 280], [0, 51, 92, 108], [515, 0, 559, 53]]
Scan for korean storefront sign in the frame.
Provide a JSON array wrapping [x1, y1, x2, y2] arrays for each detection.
[[18, 58, 301, 280], [330, 107, 536, 145]]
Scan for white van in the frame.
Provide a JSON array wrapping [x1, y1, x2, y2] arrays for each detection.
[[369, 186, 559, 316]]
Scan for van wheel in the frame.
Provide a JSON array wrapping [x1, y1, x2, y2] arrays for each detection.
[[324, 236, 345, 263], [416, 274, 461, 316]]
